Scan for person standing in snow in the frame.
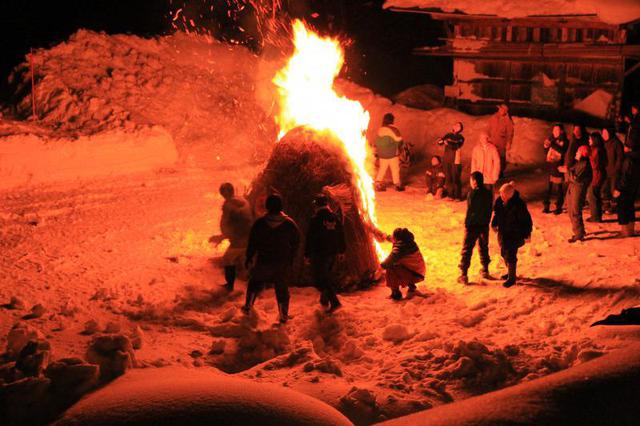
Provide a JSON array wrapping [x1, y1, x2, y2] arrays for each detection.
[[586, 132, 608, 223], [381, 228, 426, 301], [458, 171, 493, 285], [488, 104, 514, 176], [470, 132, 501, 194], [565, 124, 589, 170], [565, 145, 593, 243], [601, 127, 624, 214], [437, 122, 465, 200], [374, 113, 405, 192], [542, 124, 568, 214], [616, 103, 640, 237], [209, 183, 253, 291], [304, 195, 346, 313], [491, 182, 532, 288], [243, 194, 300, 323], [425, 155, 445, 198]]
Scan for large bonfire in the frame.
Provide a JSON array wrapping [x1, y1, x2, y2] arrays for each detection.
[[250, 20, 384, 288]]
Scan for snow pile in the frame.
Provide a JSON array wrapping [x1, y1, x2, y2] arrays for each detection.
[[55, 367, 353, 426], [383, 0, 640, 24], [574, 89, 613, 119]]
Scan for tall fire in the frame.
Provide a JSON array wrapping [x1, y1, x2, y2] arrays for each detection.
[[272, 20, 384, 258]]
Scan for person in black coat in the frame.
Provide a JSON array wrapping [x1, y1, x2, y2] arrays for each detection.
[[616, 104, 640, 237], [602, 127, 624, 214], [566, 145, 593, 243], [437, 122, 465, 200], [425, 155, 445, 198], [458, 172, 493, 285], [542, 124, 568, 214], [491, 183, 532, 288], [304, 195, 346, 313], [243, 194, 301, 323]]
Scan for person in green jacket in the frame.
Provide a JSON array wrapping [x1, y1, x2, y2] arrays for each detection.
[[374, 113, 405, 192]]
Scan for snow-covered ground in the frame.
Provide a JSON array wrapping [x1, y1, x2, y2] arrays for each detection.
[[2, 30, 640, 425]]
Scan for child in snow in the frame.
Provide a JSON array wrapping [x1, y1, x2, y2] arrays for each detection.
[[491, 182, 532, 288], [425, 155, 445, 198], [542, 124, 568, 214], [458, 171, 493, 285], [437, 122, 465, 200], [565, 145, 592, 243], [381, 228, 426, 300]]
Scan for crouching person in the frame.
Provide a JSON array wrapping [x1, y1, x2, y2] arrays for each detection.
[[209, 182, 253, 291], [381, 228, 426, 300], [491, 183, 532, 288], [243, 194, 300, 324], [458, 172, 493, 285], [305, 195, 346, 313], [425, 155, 445, 198]]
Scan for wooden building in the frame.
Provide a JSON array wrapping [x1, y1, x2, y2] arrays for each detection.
[[385, 1, 640, 122]]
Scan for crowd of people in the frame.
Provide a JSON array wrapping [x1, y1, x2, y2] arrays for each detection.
[[209, 103, 640, 324]]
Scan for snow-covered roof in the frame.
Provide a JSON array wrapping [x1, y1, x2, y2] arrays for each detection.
[[384, 0, 640, 25]]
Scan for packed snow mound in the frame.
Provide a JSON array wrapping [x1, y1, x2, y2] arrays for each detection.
[[393, 84, 444, 110], [0, 124, 177, 190], [55, 367, 353, 426], [384, 0, 640, 24], [574, 89, 613, 119], [9, 29, 277, 166], [378, 343, 640, 425]]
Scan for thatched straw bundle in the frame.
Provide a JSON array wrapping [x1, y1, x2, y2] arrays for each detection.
[[249, 126, 380, 290]]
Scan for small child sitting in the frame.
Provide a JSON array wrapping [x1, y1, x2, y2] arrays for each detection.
[[425, 155, 445, 198], [381, 228, 426, 300]]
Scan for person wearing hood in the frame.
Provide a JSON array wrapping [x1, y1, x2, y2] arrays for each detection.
[[243, 194, 301, 323], [458, 171, 493, 285], [381, 228, 426, 301], [437, 121, 465, 200], [425, 155, 445, 198], [209, 182, 253, 291], [491, 182, 532, 288], [616, 104, 640, 237], [601, 127, 624, 214], [470, 132, 501, 194], [304, 195, 346, 313], [566, 145, 593, 243], [374, 113, 405, 192], [542, 124, 568, 214], [586, 132, 608, 223]]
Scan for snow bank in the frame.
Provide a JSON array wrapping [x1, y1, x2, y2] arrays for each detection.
[[384, 0, 640, 24], [574, 89, 613, 119], [378, 343, 640, 425], [0, 125, 177, 190], [55, 367, 353, 426]]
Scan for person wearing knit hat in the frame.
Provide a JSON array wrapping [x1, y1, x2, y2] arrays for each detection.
[[491, 181, 532, 288], [566, 145, 593, 243]]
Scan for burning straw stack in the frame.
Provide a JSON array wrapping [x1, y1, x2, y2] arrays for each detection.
[[249, 127, 380, 290]]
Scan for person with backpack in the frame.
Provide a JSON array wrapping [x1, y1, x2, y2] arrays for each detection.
[[542, 124, 568, 214], [243, 194, 301, 324], [437, 122, 465, 200], [374, 113, 405, 192], [304, 195, 346, 313]]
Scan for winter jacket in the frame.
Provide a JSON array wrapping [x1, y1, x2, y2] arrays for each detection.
[[565, 133, 588, 169], [604, 135, 624, 182], [488, 112, 514, 155], [544, 134, 568, 178], [567, 157, 592, 186], [220, 196, 253, 248], [589, 144, 607, 187], [438, 132, 465, 165], [465, 186, 493, 228], [381, 235, 426, 280], [471, 142, 501, 184], [491, 191, 532, 248], [304, 207, 346, 258], [425, 161, 445, 187], [625, 113, 640, 162], [246, 212, 300, 265], [375, 126, 402, 159]]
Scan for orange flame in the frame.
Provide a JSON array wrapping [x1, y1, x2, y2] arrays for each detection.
[[273, 20, 384, 258]]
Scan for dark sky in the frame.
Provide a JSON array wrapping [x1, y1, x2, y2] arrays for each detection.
[[0, 0, 449, 100]]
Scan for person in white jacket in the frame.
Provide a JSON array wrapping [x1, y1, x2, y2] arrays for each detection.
[[471, 133, 501, 194]]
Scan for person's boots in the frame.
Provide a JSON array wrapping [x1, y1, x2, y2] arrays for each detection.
[[542, 204, 551, 214], [278, 300, 290, 324], [621, 222, 636, 237], [457, 273, 469, 285], [222, 266, 236, 291], [390, 288, 402, 301], [503, 262, 517, 288], [242, 290, 256, 314]]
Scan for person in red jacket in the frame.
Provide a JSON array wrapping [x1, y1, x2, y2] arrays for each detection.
[[381, 228, 426, 301], [586, 132, 608, 223]]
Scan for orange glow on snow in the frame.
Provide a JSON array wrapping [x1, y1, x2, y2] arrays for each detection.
[[273, 20, 385, 258]]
